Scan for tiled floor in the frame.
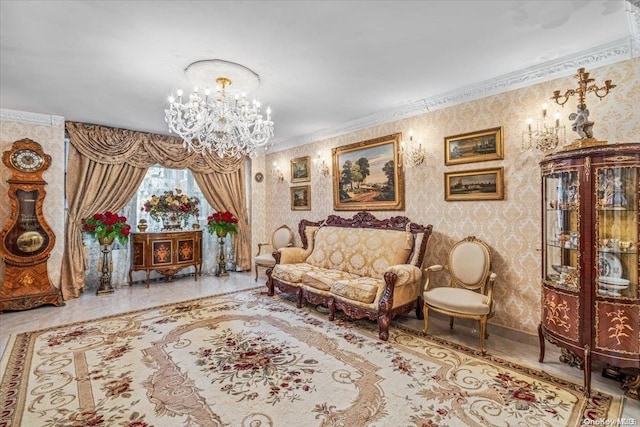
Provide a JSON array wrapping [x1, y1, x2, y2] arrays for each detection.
[[1, 271, 638, 421]]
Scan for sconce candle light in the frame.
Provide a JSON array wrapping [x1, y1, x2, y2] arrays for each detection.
[[312, 152, 330, 177], [402, 130, 427, 167], [522, 103, 565, 152], [272, 162, 284, 183]]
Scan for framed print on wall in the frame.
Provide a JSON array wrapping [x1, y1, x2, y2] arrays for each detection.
[[290, 185, 311, 210], [444, 167, 504, 201], [291, 156, 311, 182], [444, 126, 504, 166], [332, 133, 404, 211]]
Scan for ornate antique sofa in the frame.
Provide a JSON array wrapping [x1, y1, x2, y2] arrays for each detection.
[[266, 212, 433, 340]]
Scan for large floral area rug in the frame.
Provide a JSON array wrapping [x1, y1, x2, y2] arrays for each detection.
[[1, 289, 622, 427]]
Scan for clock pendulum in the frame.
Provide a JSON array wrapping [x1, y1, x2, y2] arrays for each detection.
[[0, 138, 64, 312]]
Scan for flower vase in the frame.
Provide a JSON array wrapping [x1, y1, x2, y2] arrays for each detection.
[[216, 231, 229, 277], [96, 235, 115, 295], [161, 212, 182, 231]]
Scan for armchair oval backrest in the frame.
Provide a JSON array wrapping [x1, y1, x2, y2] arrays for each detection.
[[448, 236, 491, 290], [272, 225, 294, 250]]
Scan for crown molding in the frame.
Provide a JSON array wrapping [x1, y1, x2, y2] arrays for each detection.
[[628, 0, 640, 55], [0, 108, 65, 127], [274, 36, 639, 153]]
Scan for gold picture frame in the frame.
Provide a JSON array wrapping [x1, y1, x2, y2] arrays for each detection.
[[291, 156, 311, 182], [290, 185, 311, 210], [445, 167, 504, 201], [332, 133, 404, 211], [444, 126, 504, 166]]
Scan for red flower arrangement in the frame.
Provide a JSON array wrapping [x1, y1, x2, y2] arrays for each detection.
[[207, 210, 238, 237], [82, 211, 131, 244]]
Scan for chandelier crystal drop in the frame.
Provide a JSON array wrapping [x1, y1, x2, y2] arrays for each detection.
[[164, 60, 274, 158]]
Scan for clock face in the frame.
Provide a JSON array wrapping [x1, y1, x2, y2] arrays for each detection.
[[10, 149, 44, 172], [16, 231, 45, 253]]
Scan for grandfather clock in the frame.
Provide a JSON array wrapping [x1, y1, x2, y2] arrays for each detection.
[[0, 138, 64, 312]]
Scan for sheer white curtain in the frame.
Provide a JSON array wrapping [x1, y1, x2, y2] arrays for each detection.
[[83, 165, 234, 289]]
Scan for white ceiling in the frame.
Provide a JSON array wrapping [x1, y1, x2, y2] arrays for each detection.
[[1, 1, 638, 152]]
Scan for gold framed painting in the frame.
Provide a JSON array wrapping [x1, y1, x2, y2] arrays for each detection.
[[444, 167, 504, 201], [444, 126, 504, 166], [291, 156, 311, 182], [332, 133, 404, 211], [290, 185, 311, 210]]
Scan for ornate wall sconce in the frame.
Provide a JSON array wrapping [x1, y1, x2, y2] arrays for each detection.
[[522, 103, 566, 152], [550, 67, 616, 149], [312, 152, 330, 177], [401, 130, 427, 167], [272, 162, 285, 183]]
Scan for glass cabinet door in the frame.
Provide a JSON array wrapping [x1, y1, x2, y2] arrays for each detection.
[[596, 167, 638, 299], [543, 170, 580, 289]]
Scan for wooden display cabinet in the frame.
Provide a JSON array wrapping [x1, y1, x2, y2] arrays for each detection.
[[538, 143, 639, 400], [128, 230, 202, 287]]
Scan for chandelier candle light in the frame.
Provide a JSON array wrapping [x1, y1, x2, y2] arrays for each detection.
[[165, 60, 274, 158], [550, 67, 616, 150]]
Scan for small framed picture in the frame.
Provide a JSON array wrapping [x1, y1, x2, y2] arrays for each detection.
[[291, 156, 311, 182], [290, 185, 311, 210], [445, 167, 504, 201], [444, 126, 504, 166]]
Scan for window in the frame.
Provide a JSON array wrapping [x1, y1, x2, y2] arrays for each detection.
[[84, 165, 233, 288]]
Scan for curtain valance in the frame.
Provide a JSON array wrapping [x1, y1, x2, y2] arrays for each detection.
[[65, 122, 244, 173]]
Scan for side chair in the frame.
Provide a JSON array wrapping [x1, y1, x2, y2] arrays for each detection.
[[254, 225, 294, 281], [422, 236, 497, 354]]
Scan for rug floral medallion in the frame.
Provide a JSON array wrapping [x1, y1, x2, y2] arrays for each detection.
[[0, 289, 622, 427]]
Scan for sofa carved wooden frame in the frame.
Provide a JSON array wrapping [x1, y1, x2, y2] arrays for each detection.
[[266, 211, 433, 340]]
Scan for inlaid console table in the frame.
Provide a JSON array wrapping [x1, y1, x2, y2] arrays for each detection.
[[128, 230, 202, 287]]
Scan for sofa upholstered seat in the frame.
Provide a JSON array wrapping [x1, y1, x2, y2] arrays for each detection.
[[267, 212, 433, 340], [301, 270, 360, 292], [330, 277, 381, 304]]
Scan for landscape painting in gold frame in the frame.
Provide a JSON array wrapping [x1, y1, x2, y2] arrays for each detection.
[[291, 156, 311, 182], [290, 185, 311, 210], [445, 167, 504, 201], [332, 133, 404, 211], [444, 126, 503, 166]]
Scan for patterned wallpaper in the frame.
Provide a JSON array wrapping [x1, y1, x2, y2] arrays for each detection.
[[0, 114, 66, 287], [253, 57, 640, 336]]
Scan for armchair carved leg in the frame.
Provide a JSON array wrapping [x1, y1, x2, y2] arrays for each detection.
[[296, 288, 303, 309], [266, 268, 274, 296], [415, 296, 424, 320], [328, 297, 336, 321], [479, 317, 487, 355], [254, 265, 258, 281], [378, 311, 390, 341], [423, 305, 430, 334]]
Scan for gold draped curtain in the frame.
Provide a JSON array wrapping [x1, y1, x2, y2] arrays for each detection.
[[61, 122, 251, 299]]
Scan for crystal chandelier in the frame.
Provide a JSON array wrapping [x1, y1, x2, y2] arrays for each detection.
[[521, 103, 565, 152], [164, 60, 274, 158]]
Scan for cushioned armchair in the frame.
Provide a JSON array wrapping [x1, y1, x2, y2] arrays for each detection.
[[254, 225, 294, 281], [423, 236, 496, 354]]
